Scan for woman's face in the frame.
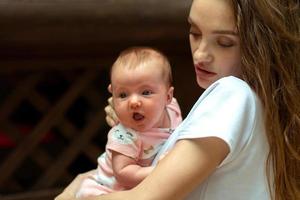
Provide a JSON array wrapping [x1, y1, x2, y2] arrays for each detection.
[[189, 0, 242, 89]]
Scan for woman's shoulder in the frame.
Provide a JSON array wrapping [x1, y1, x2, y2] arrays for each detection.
[[199, 76, 256, 104], [210, 76, 252, 94], [185, 76, 260, 123], [177, 77, 263, 158], [185, 76, 262, 128], [217, 75, 248, 85]]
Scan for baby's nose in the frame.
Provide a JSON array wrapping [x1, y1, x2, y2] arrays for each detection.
[[129, 96, 141, 109]]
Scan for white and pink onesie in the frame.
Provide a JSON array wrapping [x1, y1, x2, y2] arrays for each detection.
[[76, 98, 182, 198]]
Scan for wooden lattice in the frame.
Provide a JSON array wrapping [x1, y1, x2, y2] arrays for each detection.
[[0, 67, 111, 198]]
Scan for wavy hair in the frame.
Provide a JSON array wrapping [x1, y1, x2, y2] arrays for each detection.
[[231, 0, 300, 199]]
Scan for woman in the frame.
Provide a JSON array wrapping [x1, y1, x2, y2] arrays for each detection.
[[56, 0, 300, 199]]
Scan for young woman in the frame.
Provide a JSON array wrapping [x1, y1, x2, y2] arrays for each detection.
[[56, 0, 300, 199]]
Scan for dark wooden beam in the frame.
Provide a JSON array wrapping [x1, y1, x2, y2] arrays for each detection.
[[0, 0, 192, 57]]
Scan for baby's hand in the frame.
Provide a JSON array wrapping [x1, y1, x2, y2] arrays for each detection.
[[104, 97, 119, 127]]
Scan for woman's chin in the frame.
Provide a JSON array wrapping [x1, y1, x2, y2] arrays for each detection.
[[197, 78, 211, 89]]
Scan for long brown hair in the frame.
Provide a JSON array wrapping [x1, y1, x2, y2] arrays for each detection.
[[231, 0, 300, 199]]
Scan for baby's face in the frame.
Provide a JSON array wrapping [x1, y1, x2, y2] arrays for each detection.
[[110, 60, 172, 132]]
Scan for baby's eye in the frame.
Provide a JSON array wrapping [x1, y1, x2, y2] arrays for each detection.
[[142, 90, 152, 96], [118, 92, 127, 98]]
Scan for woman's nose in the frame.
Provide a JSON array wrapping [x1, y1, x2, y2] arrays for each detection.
[[194, 42, 213, 63], [129, 95, 141, 109]]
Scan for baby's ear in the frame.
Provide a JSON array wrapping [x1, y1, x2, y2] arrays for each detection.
[[108, 84, 112, 93], [167, 86, 174, 104]]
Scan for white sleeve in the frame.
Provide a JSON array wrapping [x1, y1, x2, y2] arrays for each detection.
[[177, 77, 258, 165]]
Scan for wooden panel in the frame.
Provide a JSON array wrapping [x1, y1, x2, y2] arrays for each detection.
[[0, 67, 110, 195]]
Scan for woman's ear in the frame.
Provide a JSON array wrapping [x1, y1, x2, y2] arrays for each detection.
[[108, 84, 112, 94], [166, 86, 174, 104]]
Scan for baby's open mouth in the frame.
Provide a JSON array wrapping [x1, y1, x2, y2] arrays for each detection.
[[133, 112, 144, 121]]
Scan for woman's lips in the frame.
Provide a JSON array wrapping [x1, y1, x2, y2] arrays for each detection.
[[195, 64, 216, 77]]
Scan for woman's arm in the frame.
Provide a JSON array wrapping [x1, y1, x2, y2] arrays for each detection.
[[111, 151, 154, 188], [92, 137, 229, 200]]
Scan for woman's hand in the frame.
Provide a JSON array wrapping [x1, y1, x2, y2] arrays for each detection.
[[54, 170, 96, 200], [104, 97, 119, 127]]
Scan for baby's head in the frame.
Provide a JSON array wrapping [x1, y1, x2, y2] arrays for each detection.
[[110, 46, 173, 88], [109, 46, 174, 131]]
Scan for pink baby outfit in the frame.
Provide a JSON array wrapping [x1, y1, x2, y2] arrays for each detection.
[[76, 98, 182, 198]]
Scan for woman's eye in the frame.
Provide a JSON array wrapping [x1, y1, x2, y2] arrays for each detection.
[[190, 31, 201, 38], [119, 93, 127, 98], [142, 90, 152, 96], [189, 27, 201, 38], [217, 38, 234, 47]]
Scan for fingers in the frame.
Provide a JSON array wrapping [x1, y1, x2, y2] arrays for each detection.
[[108, 97, 114, 107], [104, 105, 118, 122], [104, 97, 119, 127], [106, 115, 117, 127]]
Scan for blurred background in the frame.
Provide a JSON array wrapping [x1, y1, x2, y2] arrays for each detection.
[[0, 0, 202, 199]]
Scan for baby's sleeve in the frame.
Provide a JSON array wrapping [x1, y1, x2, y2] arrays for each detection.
[[106, 124, 141, 160]]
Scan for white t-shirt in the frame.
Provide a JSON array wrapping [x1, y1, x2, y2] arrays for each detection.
[[153, 76, 272, 200]]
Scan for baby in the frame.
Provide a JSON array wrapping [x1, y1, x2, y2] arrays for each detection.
[[76, 46, 182, 198]]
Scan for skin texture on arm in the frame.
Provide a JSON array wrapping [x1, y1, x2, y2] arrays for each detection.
[[111, 151, 154, 188], [82, 137, 229, 200]]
